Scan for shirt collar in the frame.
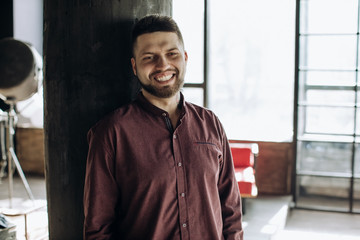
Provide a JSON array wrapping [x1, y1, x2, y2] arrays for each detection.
[[135, 91, 186, 117]]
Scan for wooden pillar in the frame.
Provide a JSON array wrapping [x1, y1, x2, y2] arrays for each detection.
[[0, 0, 13, 111], [0, 0, 13, 39], [43, 1, 172, 239]]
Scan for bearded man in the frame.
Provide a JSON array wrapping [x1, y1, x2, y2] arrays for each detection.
[[83, 14, 243, 240]]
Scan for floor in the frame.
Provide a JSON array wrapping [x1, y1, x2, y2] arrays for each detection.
[[0, 175, 47, 240], [1, 175, 360, 240], [244, 196, 360, 240], [273, 209, 360, 240]]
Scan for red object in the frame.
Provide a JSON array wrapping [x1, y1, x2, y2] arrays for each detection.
[[230, 143, 258, 198]]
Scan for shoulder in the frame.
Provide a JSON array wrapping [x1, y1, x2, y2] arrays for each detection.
[[184, 101, 225, 132], [183, 101, 228, 147], [186, 100, 227, 130], [88, 101, 140, 138], [185, 101, 219, 122]]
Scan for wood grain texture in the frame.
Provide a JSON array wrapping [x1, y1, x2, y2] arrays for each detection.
[[43, 1, 172, 239]]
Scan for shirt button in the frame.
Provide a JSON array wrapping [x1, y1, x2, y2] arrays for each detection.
[[173, 134, 177, 139], [181, 193, 185, 197], [182, 223, 187, 228], [162, 113, 167, 117], [178, 162, 182, 167]]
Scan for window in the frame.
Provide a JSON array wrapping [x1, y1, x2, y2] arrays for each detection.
[[173, 0, 296, 142], [295, 0, 360, 213], [173, 0, 205, 106]]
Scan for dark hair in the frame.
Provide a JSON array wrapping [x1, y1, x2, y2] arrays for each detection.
[[131, 14, 184, 55]]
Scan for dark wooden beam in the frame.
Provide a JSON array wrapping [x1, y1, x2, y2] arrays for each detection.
[[43, 1, 172, 238], [0, 0, 13, 39]]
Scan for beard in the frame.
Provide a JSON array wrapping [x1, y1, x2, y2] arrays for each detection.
[[138, 73, 185, 98]]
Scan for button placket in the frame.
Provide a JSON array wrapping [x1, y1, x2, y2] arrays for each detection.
[[172, 129, 189, 239]]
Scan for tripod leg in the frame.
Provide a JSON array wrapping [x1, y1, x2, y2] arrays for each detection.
[[9, 147, 35, 201], [0, 120, 7, 182]]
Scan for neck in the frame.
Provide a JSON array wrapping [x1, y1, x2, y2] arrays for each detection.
[[142, 90, 181, 115]]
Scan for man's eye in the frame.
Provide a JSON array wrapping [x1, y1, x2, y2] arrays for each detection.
[[143, 56, 153, 61], [168, 52, 178, 57]]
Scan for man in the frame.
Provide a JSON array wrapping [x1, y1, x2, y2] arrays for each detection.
[[83, 15, 243, 240]]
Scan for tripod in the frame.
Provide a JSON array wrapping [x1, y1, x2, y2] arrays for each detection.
[[0, 98, 34, 208]]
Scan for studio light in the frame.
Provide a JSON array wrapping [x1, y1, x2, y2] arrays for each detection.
[[0, 38, 43, 207], [0, 38, 42, 102]]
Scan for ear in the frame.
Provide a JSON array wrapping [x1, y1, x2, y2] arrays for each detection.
[[184, 51, 188, 63], [131, 58, 137, 76]]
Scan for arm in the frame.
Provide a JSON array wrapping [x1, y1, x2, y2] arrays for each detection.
[[83, 127, 119, 240], [217, 124, 244, 240]]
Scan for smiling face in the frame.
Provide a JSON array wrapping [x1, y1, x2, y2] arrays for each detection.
[[131, 31, 188, 99]]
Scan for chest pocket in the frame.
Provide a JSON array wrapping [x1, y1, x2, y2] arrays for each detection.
[[187, 141, 223, 182]]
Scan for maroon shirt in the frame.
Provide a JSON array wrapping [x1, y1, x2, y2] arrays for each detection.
[[83, 92, 243, 240]]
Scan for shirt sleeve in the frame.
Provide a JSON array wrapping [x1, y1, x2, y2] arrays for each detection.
[[217, 119, 244, 240], [83, 126, 119, 240]]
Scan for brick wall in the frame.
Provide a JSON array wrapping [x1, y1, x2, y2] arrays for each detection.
[[230, 140, 295, 195], [15, 127, 45, 176]]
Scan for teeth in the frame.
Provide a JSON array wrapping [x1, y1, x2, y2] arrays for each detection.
[[155, 74, 173, 82]]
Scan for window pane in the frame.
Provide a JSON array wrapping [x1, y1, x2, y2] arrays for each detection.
[[208, 0, 295, 141], [300, 35, 357, 70], [297, 141, 353, 174], [303, 89, 355, 106], [181, 87, 204, 107], [173, 0, 204, 84], [300, 0, 358, 34], [299, 106, 354, 135], [296, 175, 350, 211], [354, 179, 360, 213], [299, 70, 356, 86], [357, 110, 360, 135], [354, 144, 360, 177]]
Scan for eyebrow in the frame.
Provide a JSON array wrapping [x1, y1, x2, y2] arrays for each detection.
[[139, 48, 180, 57], [167, 48, 180, 52], [140, 51, 155, 56]]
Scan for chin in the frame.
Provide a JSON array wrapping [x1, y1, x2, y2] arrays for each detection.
[[141, 80, 183, 99]]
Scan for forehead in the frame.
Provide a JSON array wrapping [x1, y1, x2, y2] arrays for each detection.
[[134, 32, 183, 55]]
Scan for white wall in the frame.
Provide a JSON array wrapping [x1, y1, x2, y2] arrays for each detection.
[[13, 0, 43, 128], [13, 0, 43, 55]]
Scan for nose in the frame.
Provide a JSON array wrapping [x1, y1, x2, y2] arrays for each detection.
[[155, 55, 170, 70]]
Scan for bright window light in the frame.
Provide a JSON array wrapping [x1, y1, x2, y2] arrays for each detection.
[[173, 0, 296, 142]]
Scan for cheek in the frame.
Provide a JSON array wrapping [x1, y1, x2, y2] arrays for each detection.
[[141, 63, 157, 74], [136, 66, 152, 80], [176, 61, 187, 73]]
